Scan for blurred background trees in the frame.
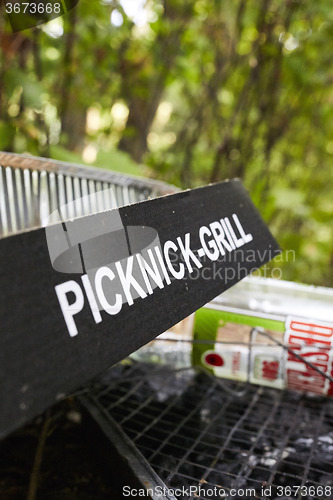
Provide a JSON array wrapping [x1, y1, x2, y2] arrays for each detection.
[[1, 0, 333, 285]]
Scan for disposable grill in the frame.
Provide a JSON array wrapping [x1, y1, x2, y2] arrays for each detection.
[[82, 361, 333, 500], [1, 152, 332, 499], [0, 151, 175, 238]]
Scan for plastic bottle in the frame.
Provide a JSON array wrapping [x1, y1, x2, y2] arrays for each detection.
[[132, 276, 333, 397]]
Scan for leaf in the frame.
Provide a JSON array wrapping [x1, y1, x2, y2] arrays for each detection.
[[0, 121, 16, 149]]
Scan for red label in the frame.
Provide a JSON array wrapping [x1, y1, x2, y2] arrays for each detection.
[[285, 317, 333, 396], [232, 351, 241, 374], [262, 360, 279, 381], [205, 352, 224, 367]]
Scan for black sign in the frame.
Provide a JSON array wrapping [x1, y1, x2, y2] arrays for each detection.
[[0, 180, 280, 437]]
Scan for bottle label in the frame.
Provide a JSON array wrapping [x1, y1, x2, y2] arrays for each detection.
[[201, 346, 249, 382], [285, 317, 333, 396], [201, 344, 286, 389], [250, 347, 285, 389], [193, 307, 333, 396]]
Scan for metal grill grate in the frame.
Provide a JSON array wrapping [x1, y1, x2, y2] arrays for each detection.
[[0, 152, 176, 238], [85, 361, 333, 500]]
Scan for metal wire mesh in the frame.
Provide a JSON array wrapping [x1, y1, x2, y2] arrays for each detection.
[[86, 361, 333, 500], [2, 152, 333, 498]]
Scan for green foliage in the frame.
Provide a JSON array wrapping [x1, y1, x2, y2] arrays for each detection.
[[50, 145, 145, 177], [1, 0, 333, 286]]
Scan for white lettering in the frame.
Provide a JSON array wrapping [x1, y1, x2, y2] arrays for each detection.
[[199, 226, 219, 261], [209, 221, 230, 254], [55, 280, 84, 337], [136, 250, 165, 295], [116, 256, 147, 306], [81, 274, 102, 324], [122, 486, 131, 497], [164, 240, 185, 279], [177, 232, 202, 272], [154, 245, 171, 285], [56, 213, 256, 337], [94, 267, 122, 315], [232, 213, 253, 244], [220, 218, 236, 250], [224, 217, 244, 247]]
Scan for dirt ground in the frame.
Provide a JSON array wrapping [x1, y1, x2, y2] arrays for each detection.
[[0, 399, 123, 500]]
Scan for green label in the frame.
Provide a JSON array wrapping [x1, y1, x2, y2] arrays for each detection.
[[192, 306, 285, 370]]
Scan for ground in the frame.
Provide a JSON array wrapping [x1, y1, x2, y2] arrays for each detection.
[[0, 399, 121, 500]]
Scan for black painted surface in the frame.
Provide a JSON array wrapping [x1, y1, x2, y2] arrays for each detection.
[[0, 180, 279, 437]]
